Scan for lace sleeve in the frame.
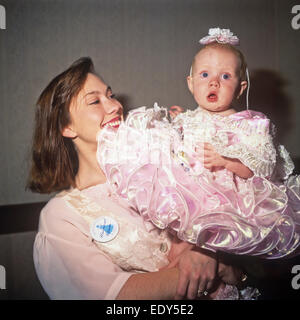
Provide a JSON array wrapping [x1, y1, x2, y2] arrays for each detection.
[[271, 144, 295, 182], [211, 118, 277, 178]]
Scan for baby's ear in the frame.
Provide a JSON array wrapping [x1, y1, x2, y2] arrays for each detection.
[[237, 81, 247, 98], [187, 76, 194, 94]]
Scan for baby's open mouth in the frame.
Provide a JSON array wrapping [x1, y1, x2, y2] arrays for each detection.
[[207, 92, 218, 102]]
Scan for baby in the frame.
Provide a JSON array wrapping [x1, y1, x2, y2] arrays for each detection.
[[97, 28, 300, 261]]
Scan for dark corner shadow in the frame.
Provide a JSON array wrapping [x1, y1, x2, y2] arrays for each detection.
[[249, 69, 293, 143], [234, 69, 300, 174]]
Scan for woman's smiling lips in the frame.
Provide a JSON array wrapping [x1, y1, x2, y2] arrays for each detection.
[[102, 116, 121, 129]]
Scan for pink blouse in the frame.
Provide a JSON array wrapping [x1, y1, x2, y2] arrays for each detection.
[[33, 182, 172, 300]]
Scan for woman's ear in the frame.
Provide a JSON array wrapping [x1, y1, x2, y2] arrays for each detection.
[[237, 81, 247, 99], [187, 76, 194, 94], [62, 125, 77, 139]]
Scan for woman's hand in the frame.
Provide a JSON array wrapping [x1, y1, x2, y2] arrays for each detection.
[[166, 245, 218, 300], [167, 236, 193, 262], [218, 262, 243, 285], [218, 258, 245, 289]]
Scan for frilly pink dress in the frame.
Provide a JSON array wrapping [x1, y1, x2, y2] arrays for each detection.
[[97, 105, 300, 259]]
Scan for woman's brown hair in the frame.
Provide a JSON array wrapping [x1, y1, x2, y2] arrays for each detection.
[[27, 57, 95, 193]]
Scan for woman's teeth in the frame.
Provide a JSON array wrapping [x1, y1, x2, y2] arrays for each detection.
[[104, 120, 121, 128]]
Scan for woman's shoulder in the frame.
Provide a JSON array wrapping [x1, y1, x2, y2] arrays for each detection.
[[38, 189, 80, 227], [42, 189, 70, 212]]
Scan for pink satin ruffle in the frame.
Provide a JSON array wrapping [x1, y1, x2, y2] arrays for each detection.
[[97, 108, 300, 259]]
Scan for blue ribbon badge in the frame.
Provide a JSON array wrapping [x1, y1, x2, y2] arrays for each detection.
[[90, 216, 119, 243]]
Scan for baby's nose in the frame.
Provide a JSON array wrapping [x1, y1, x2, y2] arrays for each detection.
[[209, 79, 220, 87]]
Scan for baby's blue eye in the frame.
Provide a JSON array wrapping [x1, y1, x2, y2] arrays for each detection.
[[201, 72, 208, 78], [222, 73, 231, 80]]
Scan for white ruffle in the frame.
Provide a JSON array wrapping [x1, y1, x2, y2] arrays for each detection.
[[97, 104, 300, 259], [173, 107, 278, 178]]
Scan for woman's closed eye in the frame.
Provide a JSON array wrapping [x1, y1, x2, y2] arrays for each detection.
[[89, 100, 100, 105], [88, 93, 116, 105]]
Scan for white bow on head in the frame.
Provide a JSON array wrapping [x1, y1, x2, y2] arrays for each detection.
[[199, 28, 239, 45]]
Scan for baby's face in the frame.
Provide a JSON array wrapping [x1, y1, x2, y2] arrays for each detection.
[[187, 47, 246, 114]]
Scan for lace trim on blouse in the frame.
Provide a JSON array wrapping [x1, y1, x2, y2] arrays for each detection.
[[59, 188, 171, 273]]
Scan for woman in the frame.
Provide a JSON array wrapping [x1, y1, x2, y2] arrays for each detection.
[[28, 57, 246, 300]]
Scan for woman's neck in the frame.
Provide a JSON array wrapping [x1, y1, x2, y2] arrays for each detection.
[[75, 147, 106, 191]]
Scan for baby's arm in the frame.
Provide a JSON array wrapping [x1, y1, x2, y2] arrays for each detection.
[[222, 157, 254, 179], [202, 143, 253, 179]]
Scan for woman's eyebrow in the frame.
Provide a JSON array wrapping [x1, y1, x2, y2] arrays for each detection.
[[83, 86, 112, 99], [83, 90, 99, 99]]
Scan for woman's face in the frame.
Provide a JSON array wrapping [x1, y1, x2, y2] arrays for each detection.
[[63, 73, 123, 147]]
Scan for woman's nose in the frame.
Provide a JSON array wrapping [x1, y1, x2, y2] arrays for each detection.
[[103, 97, 121, 114]]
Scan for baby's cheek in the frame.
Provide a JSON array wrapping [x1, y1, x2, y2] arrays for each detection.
[[231, 80, 240, 91]]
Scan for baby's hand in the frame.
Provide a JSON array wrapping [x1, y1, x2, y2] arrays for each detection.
[[203, 143, 226, 171], [169, 105, 184, 119], [196, 143, 253, 178]]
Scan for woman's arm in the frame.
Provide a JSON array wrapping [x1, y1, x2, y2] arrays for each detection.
[[37, 201, 245, 300], [117, 249, 220, 300], [130, 240, 244, 300], [116, 268, 179, 300], [117, 245, 217, 300], [117, 254, 242, 300]]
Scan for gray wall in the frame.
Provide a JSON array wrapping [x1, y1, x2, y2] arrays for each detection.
[[0, 0, 299, 205]]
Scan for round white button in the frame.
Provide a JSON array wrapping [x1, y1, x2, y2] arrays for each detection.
[[90, 216, 119, 243]]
